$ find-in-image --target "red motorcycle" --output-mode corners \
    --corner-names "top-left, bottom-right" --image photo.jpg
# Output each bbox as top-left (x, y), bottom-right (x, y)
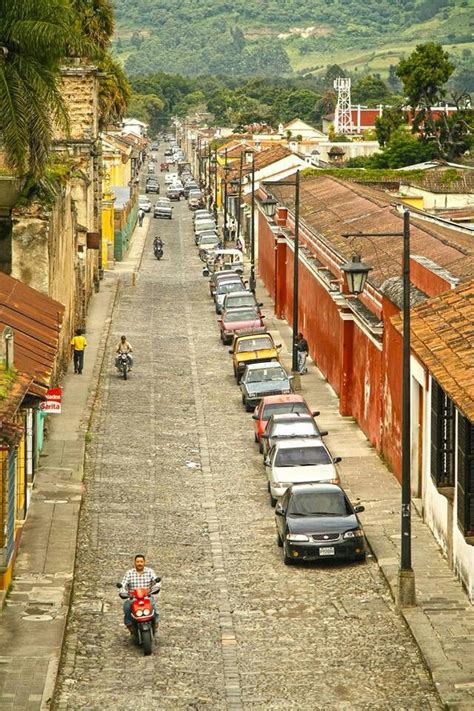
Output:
top-left (117, 577), bottom-right (161, 655)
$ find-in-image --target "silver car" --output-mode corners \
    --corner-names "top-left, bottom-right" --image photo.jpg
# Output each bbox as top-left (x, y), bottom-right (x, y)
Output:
top-left (261, 413), bottom-right (327, 458)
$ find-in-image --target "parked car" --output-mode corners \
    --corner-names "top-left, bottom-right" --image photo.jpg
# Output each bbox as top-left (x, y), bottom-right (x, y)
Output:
top-left (275, 483), bottom-right (366, 565)
top-left (139, 195), bottom-right (152, 212)
top-left (252, 394), bottom-right (317, 445)
top-left (214, 279), bottom-right (246, 314)
top-left (150, 142), bottom-right (159, 150)
top-left (198, 235), bottom-right (221, 259)
top-left (154, 198), bottom-right (173, 219)
top-left (265, 438), bottom-right (341, 506)
top-left (184, 182), bottom-right (199, 198)
top-left (194, 209), bottom-right (213, 223)
top-left (164, 172), bottom-right (178, 185)
top-left (219, 306), bottom-right (264, 345)
top-left (145, 178), bottom-right (159, 194)
top-left (147, 164), bottom-right (156, 174)
top-left (261, 413), bottom-right (327, 458)
top-left (229, 331), bottom-right (281, 382)
top-left (166, 186), bottom-right (181, 201)
top-left (240, 362), bottom-right (292, 412)
top-left (223, 292), bottom-right (262, 312)
top-left (209, 270), bottom-right (242, 296)
top-left (195, 224), bottom-right (218, 245)
top-left (164, 148), bottom-right (173, 156)
top-left (189, 192), bottom-right (205, 210)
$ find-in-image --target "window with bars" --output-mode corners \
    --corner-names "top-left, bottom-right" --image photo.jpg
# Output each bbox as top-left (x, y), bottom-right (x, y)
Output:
top-left (430, 379), bottom-right (455, 488)
top-left (457, 413), bottom-right (474, 539)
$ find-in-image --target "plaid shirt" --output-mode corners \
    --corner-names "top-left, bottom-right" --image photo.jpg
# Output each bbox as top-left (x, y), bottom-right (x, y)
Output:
top-left (121, 566), bottom-right (157, 593)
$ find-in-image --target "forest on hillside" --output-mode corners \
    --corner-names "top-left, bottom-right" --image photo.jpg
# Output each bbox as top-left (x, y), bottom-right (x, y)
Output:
top-left (111, 0), bottom-right (474, 78)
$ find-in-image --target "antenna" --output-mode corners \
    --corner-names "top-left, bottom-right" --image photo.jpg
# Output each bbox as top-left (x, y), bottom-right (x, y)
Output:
top-left (334, 78), bottom-right (353, 134)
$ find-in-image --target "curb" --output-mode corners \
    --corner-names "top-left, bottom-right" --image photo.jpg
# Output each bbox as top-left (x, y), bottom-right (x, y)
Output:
top-left (43, 277), bottom-right (121, 711)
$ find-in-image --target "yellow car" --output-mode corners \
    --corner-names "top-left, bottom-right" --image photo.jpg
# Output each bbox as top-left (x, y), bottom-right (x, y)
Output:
top-left (229, 329), bottom-right (281, 383)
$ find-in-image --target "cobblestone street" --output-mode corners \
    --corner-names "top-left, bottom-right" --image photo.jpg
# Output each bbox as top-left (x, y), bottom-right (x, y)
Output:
top-left (54, 169), bottom-right (441, 710)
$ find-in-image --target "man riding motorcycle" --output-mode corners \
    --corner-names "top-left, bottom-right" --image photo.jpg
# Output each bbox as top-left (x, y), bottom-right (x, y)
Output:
top-left (119, 554), bottom-right (160, 633)
top-left (115, 335), bottom-right (133, 370)
top-left (153, 235), bottom-right (164, 259)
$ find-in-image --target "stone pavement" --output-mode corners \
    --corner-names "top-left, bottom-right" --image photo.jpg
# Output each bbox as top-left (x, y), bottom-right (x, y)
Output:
top-left (259, 280), bottom-right (474, 711)
top-left (0, 216), bottom-right (149, 711)
top-left (53, 171), bottom-right (440, 710)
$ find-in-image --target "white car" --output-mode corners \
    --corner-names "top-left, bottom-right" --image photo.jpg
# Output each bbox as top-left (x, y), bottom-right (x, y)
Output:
top-left (164, 172), bottom-right (178, 185)
top-left (265, 438), bottom-right (341, 506)
top-left (139, 195), bottom-right (152, 212)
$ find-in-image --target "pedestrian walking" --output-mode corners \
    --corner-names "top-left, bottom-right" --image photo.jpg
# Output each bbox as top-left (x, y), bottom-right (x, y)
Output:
top-left (296, 332), bottom-right (309, 374)
top-left (229, 218), bottom-right (237, 241)
top-left (71, 328), bottom-right (87, 374)
top-left (138, 208), bottom-right (145, 227)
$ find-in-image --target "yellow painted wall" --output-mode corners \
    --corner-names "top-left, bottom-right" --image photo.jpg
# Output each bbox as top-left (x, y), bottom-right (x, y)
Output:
top-left (400, 196), bottom-right (424, 210)
top-left (101, 191), bottom-right (115, 269)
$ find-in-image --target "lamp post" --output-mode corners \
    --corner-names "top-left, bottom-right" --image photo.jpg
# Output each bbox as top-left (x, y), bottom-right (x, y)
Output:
top-left (262, 172), bottom-right (301, 374)
top-left (223, 162), bottom-right (231, 247)
top-left (341, 209), bottom-right (415, 607)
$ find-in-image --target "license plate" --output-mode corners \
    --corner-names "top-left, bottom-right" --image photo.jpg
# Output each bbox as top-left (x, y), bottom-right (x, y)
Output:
top-left (319, 547), bottom-right (335, 556)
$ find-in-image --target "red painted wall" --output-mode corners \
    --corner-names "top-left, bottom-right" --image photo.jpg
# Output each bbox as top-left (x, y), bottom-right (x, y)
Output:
top-left (349, 325), bottom-right (383, 450)
top-left (381, 297), bottom-right (403, 481)
top-left (258, 213), bottom-right (276, 301)
top-left (410, 258), bottom-right (452, 298)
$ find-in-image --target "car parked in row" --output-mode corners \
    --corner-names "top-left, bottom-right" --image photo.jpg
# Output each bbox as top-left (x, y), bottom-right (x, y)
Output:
top-left (145, 178), bottom-right (159, 194)
top-left (229, 331), bottom-right (281, 382)
top-left (260, 412), bottom-right (327, 458)
top-left (265, 438), bottom-right (341, 506)
top-left (252, 395), bottom-right (317, 446)
top-left (154, 198), bottom-right (173, 219)
top-left (240, 362), bottom-right (292, 412)
top-left (218, 306), bottom-right (264, 345)
top-left (275, 483), bottom-right (366, 565)
top-left (139, 195), bottom-right (152, 212)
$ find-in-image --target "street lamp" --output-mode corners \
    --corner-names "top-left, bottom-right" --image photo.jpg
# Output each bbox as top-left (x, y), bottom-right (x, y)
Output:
top-left (210, 150), bottom-right (218, 221)
top-left (223, 162), bottom-right (232, 247)
top-left (340, 255), bottom-right (372, 295)
top-left (262, 171), bottom-right (301, 374)
top-left (342, 209), bottom-right (415, 607)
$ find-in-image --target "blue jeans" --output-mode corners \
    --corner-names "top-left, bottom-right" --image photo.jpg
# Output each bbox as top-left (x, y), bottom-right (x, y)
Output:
top-left (123, 596), bottom-right (159, 625)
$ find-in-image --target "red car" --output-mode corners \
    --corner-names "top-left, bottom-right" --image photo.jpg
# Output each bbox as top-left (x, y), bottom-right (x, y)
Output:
top-left (218, 306), bottom-right (264, 345)
top-left (252, 394), bottom-right (319, 446)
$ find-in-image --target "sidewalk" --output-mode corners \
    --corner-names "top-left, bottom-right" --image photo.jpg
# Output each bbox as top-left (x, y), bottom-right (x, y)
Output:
top-left (259, 277), bottom-right (474, 710)
top-left (0, 218), bottom-right (149, 711)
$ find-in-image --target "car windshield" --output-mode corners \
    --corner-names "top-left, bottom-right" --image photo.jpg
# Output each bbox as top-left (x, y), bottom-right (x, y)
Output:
top-left (224, 309), bottom-right (258, 322)
top-left (275, 447), bottom-right (331, 467)
top-left (218, 282), bottom-right (244, 294)
top-left (262, 403), bottom-right (308, 419)
top-left (288, 491), bottom-right (350, 516)
top-left (226, 295), bottom-right (255, 308)
top-left (237, 337), bottom-right (272, 352)
top-left (271, 421), bottom-right (317, 437)
top-left (246, 368), bottom-right (286, 384)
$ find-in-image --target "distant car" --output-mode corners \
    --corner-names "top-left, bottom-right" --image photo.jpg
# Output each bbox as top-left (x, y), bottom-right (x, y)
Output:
top-left (139, 195), bottom-right (152, 212)
top-left (261, 412), bottom-right (327, 458)
top-left (252, 395), bottom-right (316, 446)
top-left (194, 209), bottom-right (213, 223)
top-left (166, 186), bottom-right (181, 201)
top-left (147, 165), bottom-right (155, 174)
top-left (219, 306), bottom-right (264, 345)
top-left (150, 142), bottom-right (159, 150)
top-left (198, 234), bottom-right (221, 259)
top-left (164, 148), bottom-right (173, 156)
top-left (164, 173), bottom-right (178, 185)
top-left (195, 225), bottom-right (218, 245)
top-left (154, 198), bottom-right (172, 219)
top-left (189, 192), bottom-right (205, 210)
top-left (209, 270), bottom-right (242, 295)
top-left (265, 439), bottom-right (341, 506)
top-left (240, 362), bottom-right (292, 412)
top-left (275, 483), bottom-right (366, 565)
top-left (184, 182), bottom-right (199, 198)
top-left (145, 179), bottom-right (159, 194)
top-left (214, 279), bottom-right (246, 314)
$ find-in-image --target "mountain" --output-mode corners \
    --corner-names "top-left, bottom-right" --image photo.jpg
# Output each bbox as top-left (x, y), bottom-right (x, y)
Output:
top-left (111, 0), bottom-right (474, 79)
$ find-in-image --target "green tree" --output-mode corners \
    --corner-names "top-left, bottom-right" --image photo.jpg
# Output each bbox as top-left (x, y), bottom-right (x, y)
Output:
top-left (127, 93), bottom-right (164, 133)
top-left (71, 0), bottom-right (114, 50)
top-left (371, 128), bottom-right (437, 168)
top-left (396, 43), bottom-right (454, 117)
top-left (375, 105), bottom-right (407, 147)
top-left (324, 64), bottom-right (346, 89)
top-left (352, 74), bottom-right (391, 105)
top-left (98, 54), bottom-right (130, 128)
top-left (0, 0), bottom-right (73, 175)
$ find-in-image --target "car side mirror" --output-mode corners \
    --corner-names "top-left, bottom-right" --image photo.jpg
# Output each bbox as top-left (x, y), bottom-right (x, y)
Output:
top-left (354, 505), bottom-right (365, 514)
top-left (275, 503), bottom-right (285, 516)
top-left (319, 430), bottom-right (328, 437)
top-left (228, 349), bottom-right (233, 354)
top-left (217, 318), bottom-right (222, 323)
top-left (288, 375), bottom-right (294, 380)
top-left (258, 302), bottom-right (263, 307)
top-left (202, 268), bottom-right (210, 277)
top-left (312, 410), bottom-right (320, 417)
top-left (251, 414), bottom-right (258, 420)
top-left (155, 576), bottom-right (162, 583)
top-left (261, 315), bottom-right (265, 319)
top-left (276, 344), bottom-right (282, 349)
top-left (333, 457), bottom-right (342, 464)
top-left (116, 582), bottom-right (122, 588)
top-left (261, 433), bottom-right (269, 439)
top-left (264, 458), bottom-right (270, 466)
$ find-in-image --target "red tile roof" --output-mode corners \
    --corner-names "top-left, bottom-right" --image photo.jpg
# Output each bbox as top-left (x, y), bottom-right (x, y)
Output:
top-left (228, 145), bottom-right (293, 182)
top-left (392, 280), bottom-right (474, 421)
top-left (269, 175), bottom-right (474, 287)
top-left (0, 274), bottom-right (64, 397)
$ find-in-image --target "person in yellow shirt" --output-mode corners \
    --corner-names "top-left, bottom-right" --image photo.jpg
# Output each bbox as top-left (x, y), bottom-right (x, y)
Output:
top-left (70, 329), bottom-right (87, 374)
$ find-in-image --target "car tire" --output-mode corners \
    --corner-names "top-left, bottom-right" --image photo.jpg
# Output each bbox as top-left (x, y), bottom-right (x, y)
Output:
top-left (277, 532), bottom-right (283, 548)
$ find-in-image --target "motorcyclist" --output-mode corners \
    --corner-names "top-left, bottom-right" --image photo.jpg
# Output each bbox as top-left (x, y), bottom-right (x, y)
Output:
top-left (120, 554), bottom-right (160, 633)
top-left (116, 335), bottom-right (133, 370)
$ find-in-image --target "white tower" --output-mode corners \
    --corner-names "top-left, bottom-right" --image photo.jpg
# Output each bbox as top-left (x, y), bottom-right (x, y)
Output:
top-left (333, 78), bottom-right (353, 134)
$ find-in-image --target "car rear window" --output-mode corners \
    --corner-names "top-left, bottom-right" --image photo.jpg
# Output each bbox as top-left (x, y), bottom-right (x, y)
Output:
top-left (275, 446), bottom-right (331, 467)
top-left (272, 421), bottom-right (316, 437)
top-left (218, 282), bottom-right (245, 294)
top-left (224, 309), bottom-right (258, 322)
top-left (262, 402), bottom-right (309, 419)
top-left (237, 337), bottom-right (273, 352)
top-left (246, 368), bottom-right (286, 383)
